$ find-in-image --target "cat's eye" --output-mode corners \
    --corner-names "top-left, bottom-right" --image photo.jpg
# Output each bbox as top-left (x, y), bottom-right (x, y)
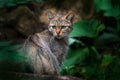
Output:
top-left (51, 26), bottom-right (56, 29)
top-left (61, 26), bottom-right (66, 29)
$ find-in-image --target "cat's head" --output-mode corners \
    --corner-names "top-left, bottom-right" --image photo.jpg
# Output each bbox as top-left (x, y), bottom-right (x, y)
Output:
top-left (48, 12), bottom-right (74, 39)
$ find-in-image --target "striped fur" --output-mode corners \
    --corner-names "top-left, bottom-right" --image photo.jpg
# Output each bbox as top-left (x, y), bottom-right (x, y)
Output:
top-left (23, 12), bottom-right (74, 75)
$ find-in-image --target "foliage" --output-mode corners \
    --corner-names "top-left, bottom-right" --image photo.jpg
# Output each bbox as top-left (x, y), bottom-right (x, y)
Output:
top-left (0, 41), bottom-right (26, 72)
top-left (70, 19), bottom-right (105, 38)
top-left (94, 0), bottom-right (120, 17)
top-left (0, 0), bottom-right (43, 8)
top-left (61, 0), bottom-right (120, 80)
top-left (94, 0), bottom-right (120, 31)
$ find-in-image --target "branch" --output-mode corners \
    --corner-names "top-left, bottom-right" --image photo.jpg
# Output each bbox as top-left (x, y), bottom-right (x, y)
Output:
top-left (0, 71), bottom-right (83, 80)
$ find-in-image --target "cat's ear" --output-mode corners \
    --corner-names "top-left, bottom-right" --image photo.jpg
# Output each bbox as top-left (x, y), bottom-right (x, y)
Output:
top-left (66, 13), bottom-right (74, 22)
top-left (48, 11), bottom-right (54, 20)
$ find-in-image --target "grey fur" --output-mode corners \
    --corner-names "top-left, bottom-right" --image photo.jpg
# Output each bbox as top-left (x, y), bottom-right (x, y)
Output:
top-left (23, 30), bottom-right (68, 75)
top-left (23, 12), bottom-right (74, 75)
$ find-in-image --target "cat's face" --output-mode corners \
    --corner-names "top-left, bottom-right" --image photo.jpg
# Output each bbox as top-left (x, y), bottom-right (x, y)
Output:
top-left (48, 12), bottom-right (74, 39)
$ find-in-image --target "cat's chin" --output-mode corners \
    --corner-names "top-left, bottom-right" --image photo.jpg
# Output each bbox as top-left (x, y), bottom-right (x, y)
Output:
top-left (55, 36), bottom-right (63, 39)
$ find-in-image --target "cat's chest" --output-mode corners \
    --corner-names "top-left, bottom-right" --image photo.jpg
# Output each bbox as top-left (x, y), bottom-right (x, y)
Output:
top-left (36, 31), bottom-right (68, 57)
top-left (49, 38), bottom-right (68, 57)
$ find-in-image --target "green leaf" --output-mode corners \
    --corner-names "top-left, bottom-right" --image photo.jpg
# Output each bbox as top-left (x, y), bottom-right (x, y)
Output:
top-left (6, 0), bottom-right (16, 7)
top-left (117, 17), bottom-right (120, 31)
top-left (95, 32), bottom-right (120, 45)
top-left (104, 6), bottom-right (120, 17)
top-left (94, 0), bottom-right (112, 12)
top-left (69, 38), bottom-right (76, 45)
top-left (0, 41), bottom-right (26, 61)
top-left (16, 0), bottom-right (29, 4)
top-left (94, 0), bottom-right (120, 17)
top-left (81, 65), bottom-right (97, 77)
top-left (62, 48), bottom-right (89, 67)
top-left (68, 38), bottom-right (84, 45)
top-left (0, 41), bottom-right (11, 47)
top-left (101, 54), bottom-right (114, 67)
top-left (70, 19), bottom-right (99, 38)
top-left (35, 0), bottom-right (44, 2)
top-left (0, 0), bottom-right (4, 8)
top-left (0, 0), bottom-right (45, 8)
top-left (97, 24), bottom-right (106, 32)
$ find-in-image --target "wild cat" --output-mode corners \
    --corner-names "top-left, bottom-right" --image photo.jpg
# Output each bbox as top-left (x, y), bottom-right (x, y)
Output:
top-left (23, 11), bottom-right (74, 75)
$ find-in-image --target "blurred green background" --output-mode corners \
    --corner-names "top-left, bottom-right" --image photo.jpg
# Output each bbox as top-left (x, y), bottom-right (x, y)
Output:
top-left (0, 0), bottom-right (120, 80)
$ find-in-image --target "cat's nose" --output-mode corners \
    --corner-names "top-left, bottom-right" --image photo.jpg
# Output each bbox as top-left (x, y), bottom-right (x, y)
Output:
top-left (56, 29), bottom-right (61, 34)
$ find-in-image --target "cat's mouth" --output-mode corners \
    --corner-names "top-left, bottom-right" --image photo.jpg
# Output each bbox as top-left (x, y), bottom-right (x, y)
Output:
top-left (55, 35), bottom-right (62, 39)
